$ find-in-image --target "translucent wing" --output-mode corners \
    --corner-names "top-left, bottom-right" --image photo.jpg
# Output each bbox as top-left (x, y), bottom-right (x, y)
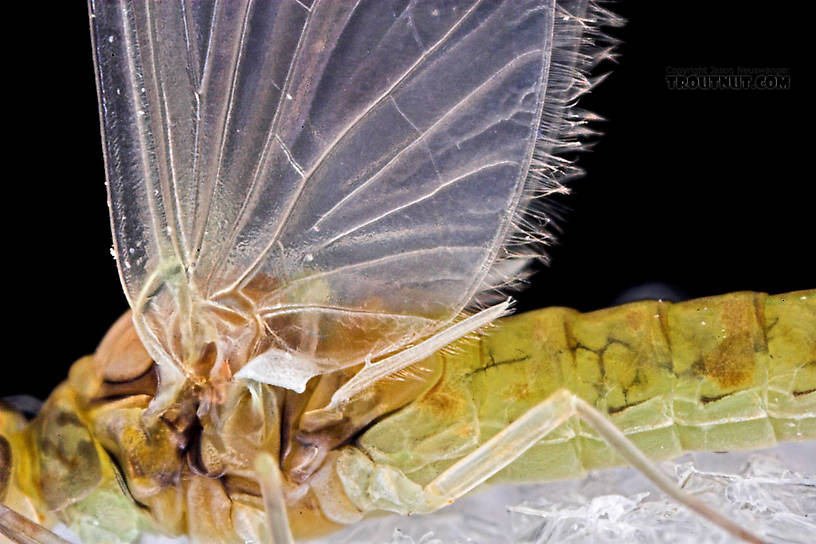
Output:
top-left (89, 0), bottom-right (580, 393)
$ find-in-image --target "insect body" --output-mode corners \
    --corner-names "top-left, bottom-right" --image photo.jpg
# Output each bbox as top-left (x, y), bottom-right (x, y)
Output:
top-left (0, 1), bottom-right (813, 544)
top-left (3, 289), bottom-right (813, 543)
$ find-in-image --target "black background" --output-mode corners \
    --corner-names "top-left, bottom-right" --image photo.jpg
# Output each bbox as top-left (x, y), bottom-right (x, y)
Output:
top-left (2, 2), bottom-right (809, 400)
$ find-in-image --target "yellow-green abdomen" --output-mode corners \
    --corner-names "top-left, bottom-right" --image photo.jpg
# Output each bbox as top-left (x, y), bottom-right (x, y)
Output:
top-left (358, 290), bottom-right (816, 485)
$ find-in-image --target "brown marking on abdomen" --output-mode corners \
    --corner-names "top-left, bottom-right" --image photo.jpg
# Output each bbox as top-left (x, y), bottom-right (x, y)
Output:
top-left (700, 333), bottom-right (755, 389)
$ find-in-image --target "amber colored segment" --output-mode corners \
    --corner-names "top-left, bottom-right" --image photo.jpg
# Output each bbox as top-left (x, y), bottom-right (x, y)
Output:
top-left (667, 292), bottom-right (765, 391)
top-left (764, 290), bottom-right (816, 441)
top-left (32, 392), bottom-right (103, 512)
top-left (666, 292), bottom-right (776, 451)
top-left (565, 300), bottom-right (673, 409)
top-left (472, 307), bottom-right (579, 425)
top-left (461, 308), bottom-right (579, 482)
top-left (561, 299), bottom-right (680, 471)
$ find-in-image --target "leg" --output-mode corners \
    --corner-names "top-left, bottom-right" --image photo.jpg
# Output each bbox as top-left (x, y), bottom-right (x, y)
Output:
top-left (0, 504), bottom-right (70, 544)
top-left (424, 388), bottom-right (767, 544)
top-left (255, 453), bottom-right (294, 544)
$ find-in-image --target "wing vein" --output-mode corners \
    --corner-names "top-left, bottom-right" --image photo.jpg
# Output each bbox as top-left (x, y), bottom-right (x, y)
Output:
top-left (316, 161), bottom-right (518, 251)
top-left (178, 0), bottom-right (204, 265)
top-left (258, 304), bottom-right (438, 323)
top-left (191, 0), bottom-right (255, 270)
top-left (456, 1), bottom-right (555, 312)
top-left (275, 134), bottom-right (306, 177)
top-left (313, 48), bottom-right (541, 231)
top-left (272, 245), bottom-right (484, 296)
top-left (144, 2), bottom-right (190, 269)
top-left (117, 1), bottom-right (168, 261)
top-left (189, 0), bottom-right (222, 265)
top-left (219, 0), bottom-right (487, 297)
top-left (203, 0), bottom-right (323, 290)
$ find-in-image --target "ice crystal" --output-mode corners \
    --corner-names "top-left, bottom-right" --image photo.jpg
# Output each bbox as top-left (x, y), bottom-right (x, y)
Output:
top-left (314, 443), bottom-right (815, 544)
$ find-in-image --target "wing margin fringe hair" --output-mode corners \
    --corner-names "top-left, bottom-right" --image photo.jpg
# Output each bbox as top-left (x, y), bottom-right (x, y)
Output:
top-left (473, 0), bottom-right (623, 308)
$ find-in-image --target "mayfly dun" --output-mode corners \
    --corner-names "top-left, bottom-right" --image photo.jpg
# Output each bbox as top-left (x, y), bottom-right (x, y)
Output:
top-left (1, 2), bottom-right (813, 544)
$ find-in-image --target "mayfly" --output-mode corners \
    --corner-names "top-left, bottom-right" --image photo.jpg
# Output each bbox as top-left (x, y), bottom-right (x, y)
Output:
top-left (1, 2), bottom-right (813, 544)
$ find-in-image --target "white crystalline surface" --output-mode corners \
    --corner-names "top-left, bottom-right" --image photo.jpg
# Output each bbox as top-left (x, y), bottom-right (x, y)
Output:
top-left (311, 443), bottom-right (815, 544)
top-left (51, 444), bottom-right (815, 543)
